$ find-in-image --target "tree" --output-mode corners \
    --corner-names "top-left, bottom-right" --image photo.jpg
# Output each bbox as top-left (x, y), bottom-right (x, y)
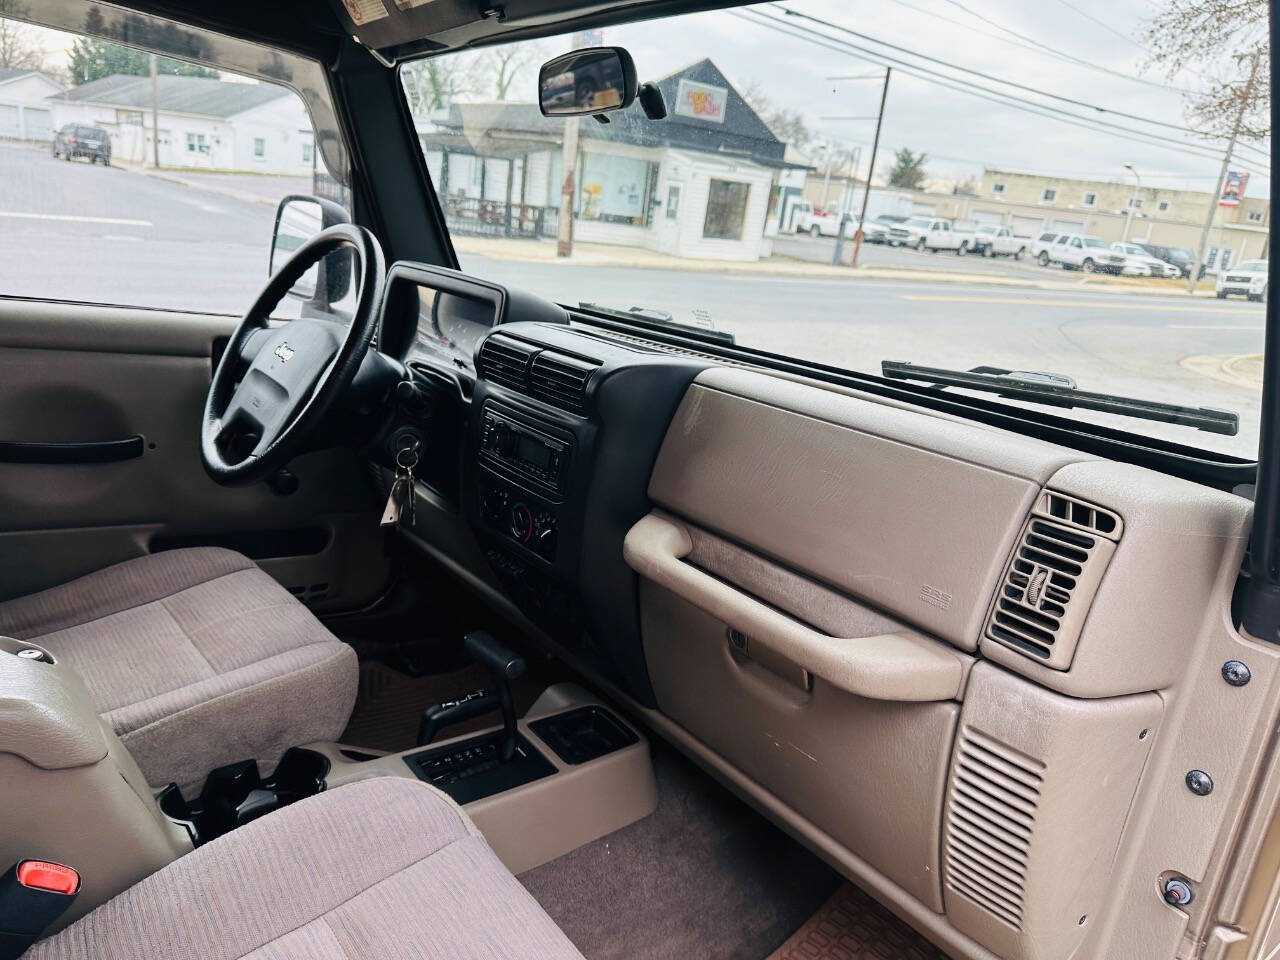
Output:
top-left (0, 0), bottom-right (45, 71)
top-left (1144, 0), bottom-right (1269, 139)
top-left (66, 37), bottom-right (216, 85)
top-left (742, 81), bottom-right (813, 150)
top-left (488, 45), bottom-right (538, 100)
top-left (401, 56), bottom-right (481, 116)
top-left (953, 176), bottom-right (980, 196)
top-left (887, 148), bottom-right (928, 189)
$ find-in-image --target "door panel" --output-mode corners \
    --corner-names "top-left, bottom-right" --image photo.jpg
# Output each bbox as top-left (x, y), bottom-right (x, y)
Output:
top-left (0, 299), bottom-right (389, 610)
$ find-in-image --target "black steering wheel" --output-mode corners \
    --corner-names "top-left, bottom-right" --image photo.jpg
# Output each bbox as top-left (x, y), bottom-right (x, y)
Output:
top-left (201, 223), bottom-right (385, 486)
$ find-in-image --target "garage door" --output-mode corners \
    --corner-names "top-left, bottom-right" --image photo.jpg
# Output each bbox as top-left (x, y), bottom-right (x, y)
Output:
top-left (1011, 215), bottom-right (1042, 236)
top-left (972, 210), bottom-right (1003, 226)
top-left (0, 104), bottom-right (18, 139)
top-left (22, 108), bottom-right (51, 141)
top-left (1049, 218), bottom-right (1085, 232)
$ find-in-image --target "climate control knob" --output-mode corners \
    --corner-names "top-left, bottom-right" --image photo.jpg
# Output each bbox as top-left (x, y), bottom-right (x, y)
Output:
top-left (507, 502), bottom-right (534, 543)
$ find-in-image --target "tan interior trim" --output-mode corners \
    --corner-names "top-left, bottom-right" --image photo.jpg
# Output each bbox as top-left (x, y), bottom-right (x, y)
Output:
top-left (623, 512), bottom-right (966, 702)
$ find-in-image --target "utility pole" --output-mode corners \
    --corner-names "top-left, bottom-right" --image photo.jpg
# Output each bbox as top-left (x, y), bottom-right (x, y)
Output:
top-left (819, 143), bottom-right (833, 208)
top-left (851, 67), bottom-right (890, 269)
top-left (1122, 163), bottom-right (1140, 241)
top-left (1188, 50), bottom-right (1259, 293)
top-left (556, 31), bottom-right (593, 258)
top-left (149, 53), bottom-right (160, 169)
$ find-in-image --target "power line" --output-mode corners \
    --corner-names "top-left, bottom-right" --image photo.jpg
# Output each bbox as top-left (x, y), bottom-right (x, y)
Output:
top-left (771, 3), bottom-right (1266, 157)
top-left (737, 9), bottom-right (1251, 168)
top-left (1046, 0), bottom-right (1150, 53)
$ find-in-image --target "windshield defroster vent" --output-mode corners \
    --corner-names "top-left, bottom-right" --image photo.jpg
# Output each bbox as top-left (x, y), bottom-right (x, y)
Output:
top-left (477, 334), bottom-right (538, 392)
top-left (985, 491), bottom-right (1119, 670)
top-left (530, 351), bottom-right (600, 415)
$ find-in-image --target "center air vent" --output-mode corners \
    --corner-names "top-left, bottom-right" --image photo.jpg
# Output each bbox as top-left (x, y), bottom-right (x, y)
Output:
top-left (477, 334), bottom-right (538, 392)
top-left (985, 491), bottom-right (1119, 670)
top-left (943, 727), bottom-right (1044, 931)
top-left (529, 351), bottom-right (600, 415)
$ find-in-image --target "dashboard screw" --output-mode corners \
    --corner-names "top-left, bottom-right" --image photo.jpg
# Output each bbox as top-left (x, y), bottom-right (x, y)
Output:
top-left (1186, 770), bottom-right (1214, 796)
top-left (1163, 876), bottom-right (1194, 907)
top-left (1222, 660), bottom-right (1252, 687)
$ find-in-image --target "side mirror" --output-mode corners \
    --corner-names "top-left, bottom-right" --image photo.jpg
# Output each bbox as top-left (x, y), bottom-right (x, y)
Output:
top-left (539, 47), bottom-right (637, 118)
top-left (270, 195), bottom-right (351, 303)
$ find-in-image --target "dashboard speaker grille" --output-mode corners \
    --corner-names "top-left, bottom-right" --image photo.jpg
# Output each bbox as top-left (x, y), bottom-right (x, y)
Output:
top-left (530, 351), bottom-right (600, 415)
top-left (477, 334), bottom-right (538, 391)
top-left (944, 727), bottom-right (1044, 931)
top-left (984, 490), bottom-right (1118, 670)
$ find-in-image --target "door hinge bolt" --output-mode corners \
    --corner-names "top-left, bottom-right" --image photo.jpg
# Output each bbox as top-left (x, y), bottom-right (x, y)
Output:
top-left (1186, 770), bottom-right (1214, 796)
top-left (1222, 660), bottom-right (1252, 686)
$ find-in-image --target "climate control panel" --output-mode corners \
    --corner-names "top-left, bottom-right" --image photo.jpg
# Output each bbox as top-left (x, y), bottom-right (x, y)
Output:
top-left (481, 480), bottom-right (558, 561)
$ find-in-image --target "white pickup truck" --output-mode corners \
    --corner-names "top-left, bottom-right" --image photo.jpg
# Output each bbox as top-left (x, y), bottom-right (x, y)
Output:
top-left (971, 225), bottom-right (1029, 259)
top-left (790, 202), bottom-right (853, 238)
top-left (1046, 233), bottom-right (1127, 274)
top-left (890, 216), bottom-right (972, 253)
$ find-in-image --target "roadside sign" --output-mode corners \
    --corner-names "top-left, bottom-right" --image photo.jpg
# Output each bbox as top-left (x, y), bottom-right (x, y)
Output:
top-left (1219, 170), bottom-right (1249, 208)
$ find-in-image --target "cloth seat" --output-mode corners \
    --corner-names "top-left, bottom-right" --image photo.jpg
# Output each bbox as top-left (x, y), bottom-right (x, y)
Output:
top-left (0, 547), bottom-right (357, 793)
top-left (28, 776), bottom-right (584, 960)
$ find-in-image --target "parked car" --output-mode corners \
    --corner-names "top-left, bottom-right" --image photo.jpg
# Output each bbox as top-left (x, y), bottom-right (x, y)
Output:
top-left (864, 214), bottom-right (907, 244)
top-left (1032, 231), bottom-right (1065, 264)
top-left (790, 202), bottom-right (853, 238)
top-left (1216, 258), bottom-right (1269, 302)
top-left (52, 124), bottom-right (111, 165)
top-left (1045, 233), bottom-right (1126, 274)
top-left (891, 216), bottom-right (971, 253)
top-left (1111, 242), bottom-right (1180, 278)
top-left (972, 225), bottom-right (1029, 259)
top-left (1137, 242), bottom-right (1206, 280)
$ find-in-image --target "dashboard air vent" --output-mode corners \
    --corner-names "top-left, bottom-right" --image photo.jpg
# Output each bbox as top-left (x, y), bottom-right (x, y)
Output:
top-left (985, 493), bottom-right (1118, 670)
top-left (477, 334), bottom-right (538, 392)
top-left (944, 727), bottom-right (1044, 931)
top-left (529, 351), bottom-right (600, 415)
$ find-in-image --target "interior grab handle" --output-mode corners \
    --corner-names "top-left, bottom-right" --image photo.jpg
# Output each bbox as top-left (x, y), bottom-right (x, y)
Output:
top-left (0, 436), bottom-right (145, 465)
top-left (623, 513), bottom-right (965, 702)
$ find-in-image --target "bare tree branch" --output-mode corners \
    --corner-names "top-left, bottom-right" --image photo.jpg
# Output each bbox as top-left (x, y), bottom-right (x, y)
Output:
top-left (0, 0), bottom-right (47, 72)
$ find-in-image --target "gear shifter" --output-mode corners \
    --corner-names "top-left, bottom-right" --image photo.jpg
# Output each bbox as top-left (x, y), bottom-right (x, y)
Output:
top-left (463, 631), bottom-right (525, 761)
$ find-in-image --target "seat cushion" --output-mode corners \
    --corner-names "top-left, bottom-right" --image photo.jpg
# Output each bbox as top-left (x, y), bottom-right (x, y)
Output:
top-left (0, 547), bottom-right (357, 792)
top-left (28, 776), bottom-right (584, 960)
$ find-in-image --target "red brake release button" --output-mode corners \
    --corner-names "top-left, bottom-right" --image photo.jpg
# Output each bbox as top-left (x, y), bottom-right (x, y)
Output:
top-left (17, 861), bottom-right (79, 896)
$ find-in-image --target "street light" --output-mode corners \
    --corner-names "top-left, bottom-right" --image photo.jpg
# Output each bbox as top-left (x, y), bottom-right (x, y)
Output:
top-left (1122, 163), bottom-right (1141, 242)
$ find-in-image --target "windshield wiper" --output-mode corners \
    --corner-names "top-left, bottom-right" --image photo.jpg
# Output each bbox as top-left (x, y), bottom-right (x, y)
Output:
top-left (882, 361), bottom-right (1239, 436)
top-left (579, 303), bottom-right (736, 346)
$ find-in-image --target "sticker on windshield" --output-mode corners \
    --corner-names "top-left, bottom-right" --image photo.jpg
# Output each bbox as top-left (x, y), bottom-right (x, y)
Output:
top-left (391, 0), bottom-right (432, 8)
top-left (340, 0), bottom-right (389, 25)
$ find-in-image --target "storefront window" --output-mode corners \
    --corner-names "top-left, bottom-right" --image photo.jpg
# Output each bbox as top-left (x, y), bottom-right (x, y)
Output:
top-left (703, 179), bottom-right (750, 240)
top-left (578, 152), bottom-right (654, 225)
top-left (666, 185), bottom-right (681, 220)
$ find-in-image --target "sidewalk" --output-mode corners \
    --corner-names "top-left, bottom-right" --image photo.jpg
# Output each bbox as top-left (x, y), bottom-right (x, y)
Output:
top-left (1181, 353), bottom-right (1264, 391)
top-left (454, 234), bottom-right (1220, 297)
top-left (121, 161), bottom-right (309, 207)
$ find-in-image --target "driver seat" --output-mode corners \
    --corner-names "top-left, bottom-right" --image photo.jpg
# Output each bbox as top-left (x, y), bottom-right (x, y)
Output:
top-left (0, 547), bottom-right (357, 793)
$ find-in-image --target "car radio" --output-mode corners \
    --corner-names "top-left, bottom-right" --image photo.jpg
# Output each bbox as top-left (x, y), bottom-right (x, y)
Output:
top-left (480, 409), bottom-right (568, 491)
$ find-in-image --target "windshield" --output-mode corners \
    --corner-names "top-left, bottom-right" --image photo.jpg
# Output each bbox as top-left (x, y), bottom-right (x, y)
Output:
top-left (1238, 260), bottom-right (1269, 272)
top-left (402, 0), bottom-right (1271, 459)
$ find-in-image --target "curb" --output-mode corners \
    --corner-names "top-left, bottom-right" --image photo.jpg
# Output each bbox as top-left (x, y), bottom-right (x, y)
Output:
top-left (1180, 354), bottom-right (1264, 391)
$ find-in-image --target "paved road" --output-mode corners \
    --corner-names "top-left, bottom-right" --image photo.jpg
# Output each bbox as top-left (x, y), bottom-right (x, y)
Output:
top-left (773, 232), bottom-right (1052, 280)
top-left (0, 142), bottom-right (1261, 460)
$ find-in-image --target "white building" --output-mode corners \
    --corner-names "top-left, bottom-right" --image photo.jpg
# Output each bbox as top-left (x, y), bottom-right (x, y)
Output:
top-left (48, 74), bottom-right (314, 174)
top-left (0, 68), bottom-right (64, 142)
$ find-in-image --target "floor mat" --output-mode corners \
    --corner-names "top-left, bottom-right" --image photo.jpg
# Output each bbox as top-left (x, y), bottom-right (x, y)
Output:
top-left (519, 744), bottom-right (841, 960)
top-left (766, 884), bottom-right (949, 960)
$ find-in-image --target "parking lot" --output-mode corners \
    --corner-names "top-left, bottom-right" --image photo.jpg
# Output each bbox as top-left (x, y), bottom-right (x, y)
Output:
top-left (0, 141), bottom-right (1263, 461)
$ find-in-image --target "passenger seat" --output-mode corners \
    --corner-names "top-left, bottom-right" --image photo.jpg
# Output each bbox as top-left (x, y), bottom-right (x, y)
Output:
top-left (27, 777), bottom-right (583, 959)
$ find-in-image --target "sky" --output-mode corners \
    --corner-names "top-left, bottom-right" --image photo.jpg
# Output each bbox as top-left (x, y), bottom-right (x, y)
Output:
top-left (593, 0), bottom-right (1272, 196)
top-left (13, 0), bottom-right (1271, 196)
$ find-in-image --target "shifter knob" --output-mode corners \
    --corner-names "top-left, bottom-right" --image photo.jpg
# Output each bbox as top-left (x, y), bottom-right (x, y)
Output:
top-left (464, 631), bottom-right (525, 681)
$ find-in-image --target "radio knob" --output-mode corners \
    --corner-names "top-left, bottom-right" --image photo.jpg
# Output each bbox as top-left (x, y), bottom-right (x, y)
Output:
top-left (507, 502), bottom-right (534, 543)
top-left (492, 421), bottom-right (515, 456)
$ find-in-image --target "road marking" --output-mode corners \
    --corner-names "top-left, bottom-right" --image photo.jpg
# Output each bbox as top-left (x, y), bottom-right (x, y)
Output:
top-left (900, 293), bottom-right (1255, 314)
top-left (1167, 324), bottom-right (1262, 330)
top-left (102, 234), bottom-right (145, 243)
top-left (0, 211), bottom-right (152, 227)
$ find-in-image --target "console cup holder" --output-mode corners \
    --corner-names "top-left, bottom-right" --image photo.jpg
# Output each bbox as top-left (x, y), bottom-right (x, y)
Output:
top-left (158, 747), bottom-right (329, 846)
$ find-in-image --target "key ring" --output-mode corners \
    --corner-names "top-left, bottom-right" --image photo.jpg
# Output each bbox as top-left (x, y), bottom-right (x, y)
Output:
top-left (395, 445), bottom-right (419, 470)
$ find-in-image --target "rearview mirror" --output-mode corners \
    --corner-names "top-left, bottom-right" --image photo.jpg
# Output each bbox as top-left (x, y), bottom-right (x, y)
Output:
top-left (539, 47), bottom-right (637, 118)
top-left (270, 195), bottom-right (351, 302)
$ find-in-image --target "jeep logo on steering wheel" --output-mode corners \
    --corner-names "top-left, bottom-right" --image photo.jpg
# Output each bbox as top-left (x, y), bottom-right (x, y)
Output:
top-left (273, 342), bottom-right (296, 364)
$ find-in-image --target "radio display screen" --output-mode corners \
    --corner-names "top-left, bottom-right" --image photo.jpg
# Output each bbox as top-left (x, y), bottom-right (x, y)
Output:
top-left (515, 433), bottom-right (555, 470)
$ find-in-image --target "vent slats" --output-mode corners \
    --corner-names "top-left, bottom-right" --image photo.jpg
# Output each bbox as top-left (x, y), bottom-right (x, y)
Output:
top-left (477, 334), bottom-right (538, 392)
top-left (529, 351), bottom-right (599, 415)
top-left (945, 728), bottom-right (1044, 931)
top-left (987, 492), bottom-right (1118, 667)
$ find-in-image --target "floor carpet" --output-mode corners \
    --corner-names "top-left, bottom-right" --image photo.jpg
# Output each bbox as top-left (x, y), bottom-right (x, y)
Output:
top-left (519, 744), bottom-right (842, 959)
top-left (766, 883), bottom-right (950, 960)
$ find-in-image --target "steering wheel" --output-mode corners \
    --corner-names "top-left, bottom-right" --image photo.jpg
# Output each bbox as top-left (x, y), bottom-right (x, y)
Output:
top-left (201, 223), bottom-right (385, 486)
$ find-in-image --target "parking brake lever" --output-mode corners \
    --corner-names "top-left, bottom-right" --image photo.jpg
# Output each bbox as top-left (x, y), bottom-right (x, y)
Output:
top-left (463, 631), bottom-right (525, 761)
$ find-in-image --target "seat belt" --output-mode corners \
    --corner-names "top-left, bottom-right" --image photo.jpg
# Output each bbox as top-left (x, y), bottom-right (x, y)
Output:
top-left (0, 860), bottom-right (80, 959)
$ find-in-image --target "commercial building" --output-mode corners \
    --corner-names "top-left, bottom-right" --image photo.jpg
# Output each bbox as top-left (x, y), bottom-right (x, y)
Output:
top-left (0, 68), bottom-right (64, 142)
top-left (416, 59), bottom-right (806, 262)
top-left (47, 74), bottom-right (314, 174)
